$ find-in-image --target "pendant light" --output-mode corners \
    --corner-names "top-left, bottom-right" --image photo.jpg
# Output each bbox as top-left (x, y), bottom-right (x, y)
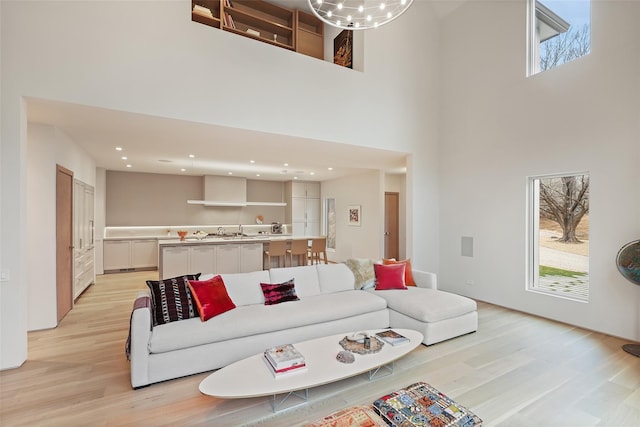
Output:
top-left (308, 0), bottom-right (414, 30)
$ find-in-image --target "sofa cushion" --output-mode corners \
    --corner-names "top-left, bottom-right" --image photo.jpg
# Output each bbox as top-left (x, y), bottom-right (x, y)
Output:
top-left (374, 263), bottom-right (407, 290)
top-left (269, 265), bottom-right (321, 298)
top-left (188, 275), bottom-right (236, 321)
top-left (220, 270), bottom-right (270, 306)
top-left (261, 278), bottom-right (300, 305)
top-left (368, 287), bottom-right (477, 323)
top-left (146, 273), bottom-right (201, 326)
top-left (344, 258), bottom-right (375, 290)
top-left (148, 290), bottom-right (387, 354)
top-left (317, 263), bottom-right (356, 294)
top-left (383, 258), bottom-right (416, 286)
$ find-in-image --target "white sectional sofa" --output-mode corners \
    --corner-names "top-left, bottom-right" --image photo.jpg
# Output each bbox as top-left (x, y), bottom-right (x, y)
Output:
top-left (128, 263), bottom-right (477, 388)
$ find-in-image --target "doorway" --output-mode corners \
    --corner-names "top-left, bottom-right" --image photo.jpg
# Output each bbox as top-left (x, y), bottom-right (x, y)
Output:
top-left (56, 165), bottom-right (73, 323)
top-left (384, 192), bottom-right (399, 260)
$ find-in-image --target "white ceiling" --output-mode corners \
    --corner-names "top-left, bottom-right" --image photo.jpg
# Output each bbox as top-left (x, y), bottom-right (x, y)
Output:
top-left (27, 98), bottom-right (408, 182)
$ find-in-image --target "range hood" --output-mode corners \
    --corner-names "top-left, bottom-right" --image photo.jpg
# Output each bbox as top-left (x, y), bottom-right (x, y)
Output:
top-left (187, 175), bottom-right (286, 207)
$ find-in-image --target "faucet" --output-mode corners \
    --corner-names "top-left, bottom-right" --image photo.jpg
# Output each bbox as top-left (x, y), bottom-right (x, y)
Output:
top-left (217, 227), bottom-right (224, 236)
top-left (238, 224), bottom-right (243, 236)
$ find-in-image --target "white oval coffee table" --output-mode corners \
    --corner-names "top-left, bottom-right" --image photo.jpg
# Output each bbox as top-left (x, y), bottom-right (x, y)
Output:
top-left (199, 329), bottom-right (423, 412)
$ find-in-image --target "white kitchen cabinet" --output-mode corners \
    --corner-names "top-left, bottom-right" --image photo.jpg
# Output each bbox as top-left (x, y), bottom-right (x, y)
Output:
top-left (286, 181), bottom-right (321, 237)
top-left (189, 245), bottom-right (216, 276)
top-left (292, 220), bottom-right (321, 237)
top-left (73, 179), bottom-right (95, 298)
top-left (161, 246), bottom-right (190, 279)
top-left (240, 243), bottom-right (263, 272)
top-left (159, 241), bottom-right (268, 279)
top-left (216, 244), bottom-right (241, 274)
top-left (74, 248), bottom-right (94, 299)
top-left (131, 240), bottom-right (159, 269)
top-left (104, 239), bottom-right (158, 272)
top-left (291, 182), bottom-right (320, 198)
top-left (291, 198), bottom-right (307, 221)
top-left (103, 241), bottom-right (131, 270)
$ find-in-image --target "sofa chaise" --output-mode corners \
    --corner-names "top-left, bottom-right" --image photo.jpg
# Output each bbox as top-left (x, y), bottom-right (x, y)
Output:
top-left (128, 263), bottom-right (477, 388)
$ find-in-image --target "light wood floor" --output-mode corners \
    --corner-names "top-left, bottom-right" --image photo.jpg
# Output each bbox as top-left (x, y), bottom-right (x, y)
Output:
top-left (1, 271), bottom-right (639, 426)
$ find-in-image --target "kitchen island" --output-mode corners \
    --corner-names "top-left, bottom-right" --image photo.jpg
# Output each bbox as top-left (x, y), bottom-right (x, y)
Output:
top-left (158, 235), bottom-right (314, 279)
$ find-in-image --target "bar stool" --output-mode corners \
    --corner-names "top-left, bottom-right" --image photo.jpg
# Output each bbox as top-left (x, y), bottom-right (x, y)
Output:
top-left (286, 239), bottom-right (309, 267)
top-left (307, 237), bottom-right (328, 265)
top-left (264, 240), bottom-right (287, 270)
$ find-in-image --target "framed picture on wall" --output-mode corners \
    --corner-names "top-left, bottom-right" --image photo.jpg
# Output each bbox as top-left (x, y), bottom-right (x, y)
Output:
top-left (348, 205), bottom-right (361, 226)
top-left (333, 29), bottom-right (353, 69)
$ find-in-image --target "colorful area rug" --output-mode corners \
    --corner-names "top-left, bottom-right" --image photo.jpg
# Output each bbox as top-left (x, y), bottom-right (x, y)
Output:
top-left (306, 405), bottom-right (388, 427)
top-left (306, 382), bottom-right (482, 427)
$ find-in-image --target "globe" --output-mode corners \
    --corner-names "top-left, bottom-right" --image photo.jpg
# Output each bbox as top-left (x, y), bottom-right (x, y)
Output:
top-left (617, 240), bottom-right (640, 285)
top-left (616, 239), bottom-right (640, 357)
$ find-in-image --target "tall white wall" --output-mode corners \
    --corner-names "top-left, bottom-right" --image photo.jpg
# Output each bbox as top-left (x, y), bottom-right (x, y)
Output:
top-left (438, 1), bottom-right (640, 340)
top-left (26, 124), bottom-right (96, 331)
top-left (1, 0), bottom-right (440, 368)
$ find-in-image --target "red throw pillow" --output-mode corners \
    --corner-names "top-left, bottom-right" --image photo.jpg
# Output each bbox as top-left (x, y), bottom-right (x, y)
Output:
top-left (374, 263), bottom-right (407, 290)
top-left (383, 258), bottom-right (416, 286)
top-left (188, 275), bottom-right (236, 321)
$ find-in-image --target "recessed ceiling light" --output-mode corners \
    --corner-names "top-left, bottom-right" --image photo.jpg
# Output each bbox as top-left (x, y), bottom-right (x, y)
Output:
top-left (250, 160), bottom-right (255, 164)
top-left (228, 172), bottom-right (233, 175)
top-left (181, 168), bottom-right (186, 172)
top-left (188, 154), bottom-right (195, 158)
top-left (256, 174), bottom-right (261, 177)
top-left (328, 167), bottom-right (333, 171)
top-left (121, 156), bottom-right (127, 160)
top-left (310, 172), bottom-right (315, 176)
top-left (126, 164), bottom-right (132, 168)
top-left (283, 163), bottom-right (289, 167)
top-left (115, 147), bottom-right (123, 151)
top-left (293, 176), bottom-right (299, 180)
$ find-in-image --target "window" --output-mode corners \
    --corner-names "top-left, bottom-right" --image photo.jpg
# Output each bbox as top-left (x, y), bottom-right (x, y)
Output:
top-left (528, 173), bottom-right (589, 300)
top-left (527, 0), bottom-right (591, 75)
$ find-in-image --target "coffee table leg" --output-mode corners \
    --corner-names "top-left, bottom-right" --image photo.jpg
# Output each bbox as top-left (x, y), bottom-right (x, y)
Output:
top-left (270, 388), bottom-right (309, 413)
top-left (368, 361), bottom-right (395, 381)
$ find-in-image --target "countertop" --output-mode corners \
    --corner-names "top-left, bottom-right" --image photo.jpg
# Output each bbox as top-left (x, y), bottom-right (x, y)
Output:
top-left (103, 236), bottom-right (161, 241)
top-left (158, 234), bottom-right (306, 246)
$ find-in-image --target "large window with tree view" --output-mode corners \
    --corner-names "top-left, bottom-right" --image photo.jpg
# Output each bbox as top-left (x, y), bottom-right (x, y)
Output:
top-left (528, 0), bottom-right (591, 75)
top-left (529, 173), bottom-right (589, 300)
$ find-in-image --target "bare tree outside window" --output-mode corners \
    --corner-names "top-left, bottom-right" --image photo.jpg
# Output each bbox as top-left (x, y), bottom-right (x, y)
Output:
top-left (539, 175), bottom-right (589, 243)
top-left (529, 0), bottom-right (590, 75)
top-left (540, 23), bottom-right (591, 71)
top-left (529, 173), bottom-right (590, 300)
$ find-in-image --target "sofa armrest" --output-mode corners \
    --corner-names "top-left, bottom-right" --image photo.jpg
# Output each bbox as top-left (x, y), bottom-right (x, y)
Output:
top-left (129, 291), bottom-right (152, 388)
top-left (412, 270), bottom-right (437, 290)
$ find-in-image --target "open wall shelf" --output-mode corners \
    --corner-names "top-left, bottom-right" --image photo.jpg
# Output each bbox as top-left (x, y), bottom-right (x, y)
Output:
top-left (191, 0), bottom-right (323, 59)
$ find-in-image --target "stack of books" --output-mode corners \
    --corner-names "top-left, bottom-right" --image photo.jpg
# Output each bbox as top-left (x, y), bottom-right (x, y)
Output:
top-left (375, 329), bottom-right (410, 346)
top-left (264, 344), bottom-right (307, 377)
top-left (192, 4), bottom-right (213, 19)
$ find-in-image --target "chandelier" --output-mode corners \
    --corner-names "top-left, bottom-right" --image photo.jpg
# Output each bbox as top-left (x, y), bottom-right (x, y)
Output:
top-left (308, 0), bottom-right (414, 30)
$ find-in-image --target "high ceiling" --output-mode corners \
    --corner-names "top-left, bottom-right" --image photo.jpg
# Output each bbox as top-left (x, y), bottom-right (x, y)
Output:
top-left (27, 98), bottom-right (408, 182)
